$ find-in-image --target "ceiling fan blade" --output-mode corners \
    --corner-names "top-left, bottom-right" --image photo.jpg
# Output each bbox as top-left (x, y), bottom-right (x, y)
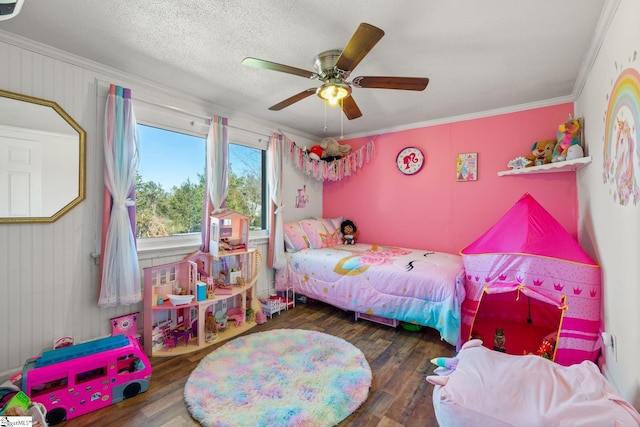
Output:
top-left (335, 23), bottom-right (385, 73)
top-left (242, 57), bottom-right (318, 79)
top-left (268, 88), bottom-right (317, 111)
top-left (341, 96), bottom-right (363, 120)
top-left (352, 76), bottom-right (429, 91)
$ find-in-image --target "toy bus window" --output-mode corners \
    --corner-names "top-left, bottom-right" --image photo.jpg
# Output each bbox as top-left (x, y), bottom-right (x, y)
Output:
top-left (76, 365), bottom-right (107, 384)
top-left (117, 354), bottom-right (145, 374)
top-left (30, 376), bottom-right (68, 397)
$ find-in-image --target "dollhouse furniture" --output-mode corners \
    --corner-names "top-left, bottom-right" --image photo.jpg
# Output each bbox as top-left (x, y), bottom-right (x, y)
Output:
top-left (161, 328), bottom-right (176, 350)
top-left (275, 217), bottom-right (466, 346)
top-left (226, 307), bottom-right (245, 327)
top-left (110, 312), bottom-right (141, 344)
top-left (209, 210), bottom-right (249, 257)
top-left (260, 297), bottom-right (284, 318)
top-left (172, 327), bottom-right (192, 346)
top-left (143, 244), bottom-right (261, 357)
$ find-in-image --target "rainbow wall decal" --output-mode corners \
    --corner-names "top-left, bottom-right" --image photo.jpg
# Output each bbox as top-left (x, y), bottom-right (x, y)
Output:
top-left (603, 66), bottom-right (640, 205)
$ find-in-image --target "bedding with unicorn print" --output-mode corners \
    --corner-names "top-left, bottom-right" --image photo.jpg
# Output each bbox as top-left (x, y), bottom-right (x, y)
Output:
top-left (275, 219), bottom-right (465, 346)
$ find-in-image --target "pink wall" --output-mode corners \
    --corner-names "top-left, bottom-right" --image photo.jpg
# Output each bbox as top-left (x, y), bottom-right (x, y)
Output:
top-left (323, 103), bottom-right (579, 254)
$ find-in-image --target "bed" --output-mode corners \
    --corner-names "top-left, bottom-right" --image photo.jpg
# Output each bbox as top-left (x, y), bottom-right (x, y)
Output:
top-left (274, 218), bottom-right (466, 346)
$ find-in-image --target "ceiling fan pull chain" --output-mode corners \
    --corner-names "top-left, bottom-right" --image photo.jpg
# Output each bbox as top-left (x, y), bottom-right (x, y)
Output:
top-left (324, 101), bottom-right (328, 133)
top-left (340, 98), bottom-right (344, 140)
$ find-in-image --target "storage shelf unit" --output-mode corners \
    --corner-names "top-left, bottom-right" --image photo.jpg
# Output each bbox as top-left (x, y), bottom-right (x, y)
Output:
top-left (143, 247), bottom-right (261, 357)
top-left (497, 156), bottom-right (591, 176)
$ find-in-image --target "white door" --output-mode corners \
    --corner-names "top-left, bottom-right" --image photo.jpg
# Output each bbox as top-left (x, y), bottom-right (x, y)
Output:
top-left (0, 136), bottom-right (43, 217)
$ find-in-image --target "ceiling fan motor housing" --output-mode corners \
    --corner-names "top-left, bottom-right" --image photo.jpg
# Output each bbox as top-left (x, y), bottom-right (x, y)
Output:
top-left (314, 49), bottom-right (348, 80)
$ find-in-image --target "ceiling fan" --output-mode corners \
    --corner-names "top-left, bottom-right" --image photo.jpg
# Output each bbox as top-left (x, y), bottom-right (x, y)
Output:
top-left (242, 23), bottom-right (429, 120)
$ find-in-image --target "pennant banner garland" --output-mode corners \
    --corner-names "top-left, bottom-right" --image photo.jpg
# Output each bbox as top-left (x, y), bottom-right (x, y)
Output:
top-left (288, 139), bottom-right (376, 181)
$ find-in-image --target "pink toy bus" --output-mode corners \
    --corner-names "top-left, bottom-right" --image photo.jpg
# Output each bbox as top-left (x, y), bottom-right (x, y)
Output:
top-left (20, 334), bottom-right (152, 425)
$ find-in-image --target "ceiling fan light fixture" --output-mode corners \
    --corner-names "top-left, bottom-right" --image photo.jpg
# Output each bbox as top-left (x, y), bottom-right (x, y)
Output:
top-left (317, 81), bottom-right (351, 106)
top-left (0, 0), bottom-right (24, 20)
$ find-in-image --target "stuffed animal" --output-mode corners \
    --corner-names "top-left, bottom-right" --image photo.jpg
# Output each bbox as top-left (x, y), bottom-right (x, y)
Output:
top-left (307, 145), bottom-right (324, 161)
top-left (340, 219), bottom-right (359, 245)
top-left (565, 144), bottom-right (584, 161)
top-left (320, 137), bottom-right (351, 161)
top-left (493, 327), bottom-right (506, 352)
top-left (552, 118), bottom-right (582, 162)
top-left (525, 139), bottom-right (555, 166)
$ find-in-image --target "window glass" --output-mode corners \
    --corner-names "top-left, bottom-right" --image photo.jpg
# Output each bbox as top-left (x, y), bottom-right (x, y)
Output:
top-left (227, 143), bottom-right (266, 230)
top-left (136, 124), bottom-right (266, 241)
top-left (136, 124), bottom-right (205, 238)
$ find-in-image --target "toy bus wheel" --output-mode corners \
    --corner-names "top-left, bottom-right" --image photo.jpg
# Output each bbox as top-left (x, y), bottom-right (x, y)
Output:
top-left (123, 382), bottom-right (141, 399)
top-left (46, 408), bottom-right (67, 426)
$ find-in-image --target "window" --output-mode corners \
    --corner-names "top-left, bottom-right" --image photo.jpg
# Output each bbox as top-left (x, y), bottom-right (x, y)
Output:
top-left (226, 143), bottom-right (266, 230)
top-left (135, 122), bottom-right (267, 245)
top-left (136, 125), bottom-right (205, 238)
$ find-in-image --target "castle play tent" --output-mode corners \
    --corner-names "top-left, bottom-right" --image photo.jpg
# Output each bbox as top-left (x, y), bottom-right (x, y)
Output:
top-left (459, 193), bottom-right (601, 366)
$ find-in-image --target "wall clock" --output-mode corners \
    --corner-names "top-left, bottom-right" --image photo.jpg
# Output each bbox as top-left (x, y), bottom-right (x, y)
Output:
top-left (396, 147), bottom-right (425, 175)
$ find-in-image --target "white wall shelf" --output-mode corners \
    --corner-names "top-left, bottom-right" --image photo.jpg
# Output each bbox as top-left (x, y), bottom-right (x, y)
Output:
top-left (497, 156), bottom-right (592, 176)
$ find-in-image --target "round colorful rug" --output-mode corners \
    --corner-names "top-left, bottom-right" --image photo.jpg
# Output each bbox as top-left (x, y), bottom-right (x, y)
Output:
top-left (184, 329), bottom-right (372, 427)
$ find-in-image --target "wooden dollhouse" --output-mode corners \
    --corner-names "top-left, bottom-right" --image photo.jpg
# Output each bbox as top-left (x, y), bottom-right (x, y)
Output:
top-left (143, 210), bottom-right (261, 357)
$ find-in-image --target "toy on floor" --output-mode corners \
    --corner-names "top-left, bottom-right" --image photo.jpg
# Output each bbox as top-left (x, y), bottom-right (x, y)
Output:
top-left (19, 335), bottom-right (151, 425)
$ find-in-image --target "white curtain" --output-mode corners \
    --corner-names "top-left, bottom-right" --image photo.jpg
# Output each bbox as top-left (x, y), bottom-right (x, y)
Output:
top-left (268, 132), bottom-right (285, 269)
top-left (98, 85), bottom-right (141, 307)
top-left (200, 116), bottom-right (228, 252)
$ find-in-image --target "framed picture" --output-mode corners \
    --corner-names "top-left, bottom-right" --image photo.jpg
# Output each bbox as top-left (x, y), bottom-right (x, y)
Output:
top-left (456, 153), bottom-right (478, 181)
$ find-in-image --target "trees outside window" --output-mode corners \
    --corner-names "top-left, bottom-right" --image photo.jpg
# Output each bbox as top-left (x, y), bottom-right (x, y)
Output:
top-left (136, 124), bottom-right (265, 240)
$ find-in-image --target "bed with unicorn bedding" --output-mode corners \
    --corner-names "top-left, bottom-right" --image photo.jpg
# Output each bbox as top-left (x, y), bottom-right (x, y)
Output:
top-left (275, 218), bottom-right (466, 345)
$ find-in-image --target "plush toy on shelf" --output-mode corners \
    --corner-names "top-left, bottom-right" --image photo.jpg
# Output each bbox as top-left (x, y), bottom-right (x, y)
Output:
top-left (525, 139), bottom-right (556, 167)
top-left (307, 145), bottom-right (324, 161)
top-left (552, 117), bottom-right (583, 162)
top-left (320, 137), bottom-right (352, 161)
top-left (340, 219), bottom-right (359, 245)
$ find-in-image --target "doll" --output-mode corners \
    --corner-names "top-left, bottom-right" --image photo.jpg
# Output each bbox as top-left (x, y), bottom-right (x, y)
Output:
top-left (217, 271), bottom-right (232, 290)
top-left (340, 219), bottom-right (359, 245)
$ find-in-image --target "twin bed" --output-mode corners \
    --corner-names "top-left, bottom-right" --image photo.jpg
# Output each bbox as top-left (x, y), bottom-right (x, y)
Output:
top-left (275, 218), bottom-right (466, 346)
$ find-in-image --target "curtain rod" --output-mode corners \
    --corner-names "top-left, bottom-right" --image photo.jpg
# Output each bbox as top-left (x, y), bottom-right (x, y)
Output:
top-left (133, 96), bottom-right (272, 139)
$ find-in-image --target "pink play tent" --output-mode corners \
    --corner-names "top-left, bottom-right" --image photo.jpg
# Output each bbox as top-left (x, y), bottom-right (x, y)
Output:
top-left (459, 193), bottom-right (601, 366)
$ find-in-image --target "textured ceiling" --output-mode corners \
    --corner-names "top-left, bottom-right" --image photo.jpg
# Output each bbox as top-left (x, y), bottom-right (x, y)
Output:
top-left (0, 0), bottom-right (609, 138)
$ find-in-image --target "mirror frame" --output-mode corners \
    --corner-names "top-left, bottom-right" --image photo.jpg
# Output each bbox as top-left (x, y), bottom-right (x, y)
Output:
top-left (0, 89), bottom-right (86, 223)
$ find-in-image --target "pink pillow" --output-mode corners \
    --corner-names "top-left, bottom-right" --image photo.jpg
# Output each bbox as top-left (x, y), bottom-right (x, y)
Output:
top-left (298, 219), bottom-right (328, 249)
top-left (327, 216), bottom-right (344, 241)
top-left (318, 218), bottom-right (341, 247)
top-left (283, 222), bottom-right (309, 252)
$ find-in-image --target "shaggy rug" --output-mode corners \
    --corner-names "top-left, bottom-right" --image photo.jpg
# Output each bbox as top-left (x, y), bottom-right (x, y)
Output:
top-left (184, 329), bottom-right (372, 427)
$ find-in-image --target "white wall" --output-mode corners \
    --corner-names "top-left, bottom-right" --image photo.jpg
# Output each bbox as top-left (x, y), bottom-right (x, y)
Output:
top-left (574, 0), bottom-right (640, 408)
top-left (0, 32), bottom-right (322, 380)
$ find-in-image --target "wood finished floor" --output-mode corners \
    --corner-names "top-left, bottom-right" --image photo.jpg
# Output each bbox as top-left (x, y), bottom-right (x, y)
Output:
top-left (62, 302), bottom-right (456, 427)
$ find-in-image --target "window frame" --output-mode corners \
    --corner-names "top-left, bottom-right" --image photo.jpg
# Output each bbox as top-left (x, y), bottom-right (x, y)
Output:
top-left (133, 106), bottom-right (269, 258)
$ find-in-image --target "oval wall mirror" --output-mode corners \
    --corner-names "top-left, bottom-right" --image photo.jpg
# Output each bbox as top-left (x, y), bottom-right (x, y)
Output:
top-left (0, 89), bottom-right (86, 223)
